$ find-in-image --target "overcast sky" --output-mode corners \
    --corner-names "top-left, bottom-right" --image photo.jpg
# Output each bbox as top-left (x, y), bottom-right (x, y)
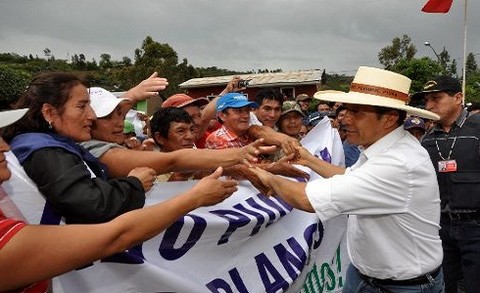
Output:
top-left (1, 0), bottom-right (478, 75)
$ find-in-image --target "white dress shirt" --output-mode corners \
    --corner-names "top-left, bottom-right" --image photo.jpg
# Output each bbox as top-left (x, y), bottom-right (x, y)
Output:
top-left (305, 127), bottom-right (443, 280)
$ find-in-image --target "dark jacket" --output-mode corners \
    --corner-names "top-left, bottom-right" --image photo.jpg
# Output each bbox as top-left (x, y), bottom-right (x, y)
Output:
top-left (422, 110), bottom-right (480, 210)
top-left (10, 132), bottom-right (145, 224)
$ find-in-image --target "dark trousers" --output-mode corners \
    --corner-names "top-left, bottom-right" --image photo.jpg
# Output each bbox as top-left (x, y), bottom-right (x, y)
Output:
top-left (440, 216), bottom-right (480, 293)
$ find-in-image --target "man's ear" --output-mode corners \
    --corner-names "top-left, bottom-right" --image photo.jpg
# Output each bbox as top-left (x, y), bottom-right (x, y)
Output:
top-left (153, 132), bottom-right (166, 147)
top-left (217, 111), bottom-right (226, 123)
top-left (382, 110), bottom-right (400, 129)
top-left (453, 92), bottom-right (463, 106)
top-left (41, 103), bottom-right (57, 124)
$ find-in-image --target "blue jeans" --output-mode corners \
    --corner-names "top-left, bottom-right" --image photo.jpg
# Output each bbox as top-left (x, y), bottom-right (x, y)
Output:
top-left (440, 216), bottom-right (480, 293)
top-left (343, 264), bottom-right (445, 293)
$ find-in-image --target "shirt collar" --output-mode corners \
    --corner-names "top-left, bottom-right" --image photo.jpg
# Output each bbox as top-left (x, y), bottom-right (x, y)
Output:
top-left (431, 108), bottom-right (468, 133)
top-left (220, 125), bottom-right (246, 142)
top-left (361, 126), bottom-right (405, 160)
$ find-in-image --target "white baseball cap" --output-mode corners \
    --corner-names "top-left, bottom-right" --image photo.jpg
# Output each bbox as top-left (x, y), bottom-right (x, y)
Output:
top-left (0, 108), bottom-right (28, 128)
top-left (89, 87), bottom-right (132, 118)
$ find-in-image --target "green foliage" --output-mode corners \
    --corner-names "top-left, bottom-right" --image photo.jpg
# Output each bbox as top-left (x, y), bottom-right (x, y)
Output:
top-left (321, 73), bottom-right (353, 92)
top-left (0, 65), bottom-right (31, 109)
top-left (465, 71), bottom-right (480, 103)
top-left (393, 57), bottom-right (441, 92)
top-left (0, 35), bottom-right (346, 105)
top-left (196, 66), bottom-right (247, 77)
top-left (378, 35), bottom-right (416, 70)
top-left (377, 34), bottom-right (480, 101)
top-left (466, 53), bottom-right (478, 77)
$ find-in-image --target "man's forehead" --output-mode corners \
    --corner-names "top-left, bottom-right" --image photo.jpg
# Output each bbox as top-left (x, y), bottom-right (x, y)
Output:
top-left (170, 121), bottom-right (192, 128)
top-left (424, 92), bottom-right (447, 99)
top-left (260, 98), bottom-right (281, 107)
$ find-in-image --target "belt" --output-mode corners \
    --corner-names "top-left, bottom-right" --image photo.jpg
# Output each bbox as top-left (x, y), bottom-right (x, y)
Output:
top-left (360, 266), bottom-right (440, 286)
top-left (441, 211), bottom-right (480, 220)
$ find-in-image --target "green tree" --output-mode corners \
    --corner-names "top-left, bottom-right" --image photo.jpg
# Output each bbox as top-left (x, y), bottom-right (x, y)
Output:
top-left (0, 65), bottom-right (31, 109)
top-left (378, 35), bottom-right (417, 70)
top-left (393, 57), bottom-right (441, 93)
top-left (466, 53), bottom-right (478, 77)
top-left (43, 48), bottom-right (52, 60)
top-left (99, 53), bottom-right (113, 69)
top-left (131, 36), bottom-right (180, 95)
top-left (122, 56), bottom-right (132, 66)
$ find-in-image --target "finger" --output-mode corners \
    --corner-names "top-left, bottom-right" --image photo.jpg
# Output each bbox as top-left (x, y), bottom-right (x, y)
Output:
top-left (258, 146), bottom-right (276, 156)
top-left (224, 186), bottom-right (238, 194)
top-left (148, 72), bottom-right (158, 79)
top-left (251, 138), bottom-right (264, 147)
top-left (243, 156), bottom-right (256, 167)
top-left (207, 166), bottom-right (223, 179)
top-left (222, 179), bottom-right (238, 188)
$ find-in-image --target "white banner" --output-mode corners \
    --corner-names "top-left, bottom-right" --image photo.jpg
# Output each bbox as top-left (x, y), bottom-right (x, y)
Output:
top-left (1, 120), bottom-right (350, 293)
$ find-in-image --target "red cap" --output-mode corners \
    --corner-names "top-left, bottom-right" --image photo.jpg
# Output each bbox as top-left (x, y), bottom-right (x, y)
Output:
top-left (162, 94), bottom-right (209, 108)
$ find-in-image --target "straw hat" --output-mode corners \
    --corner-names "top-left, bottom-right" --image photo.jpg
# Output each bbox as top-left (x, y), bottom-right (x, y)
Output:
top-left (0, 109), bottom-right (28, 128)
top-left (314, 67), bottom-right (440, 120)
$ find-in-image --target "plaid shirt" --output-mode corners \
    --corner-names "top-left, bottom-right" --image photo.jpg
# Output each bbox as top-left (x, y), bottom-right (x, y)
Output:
top-left (205, 125), bottom-right (252, 149)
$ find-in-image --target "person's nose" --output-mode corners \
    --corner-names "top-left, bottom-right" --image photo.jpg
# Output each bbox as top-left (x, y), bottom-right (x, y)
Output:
top-left (185, 130), bottom-right (195, 141)
top-left (425, 99), bottom-right (434, 111)
top-left (0, 138), bottom-right (10, 153)
top-left (87, 105), bottom-right (97, 121)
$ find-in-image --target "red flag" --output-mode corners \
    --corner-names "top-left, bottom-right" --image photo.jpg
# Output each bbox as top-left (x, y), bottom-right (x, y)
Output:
top-left (421, 0), bottom-right (453, 13)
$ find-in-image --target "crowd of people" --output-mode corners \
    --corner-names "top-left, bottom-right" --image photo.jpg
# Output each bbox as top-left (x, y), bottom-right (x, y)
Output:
top-left (0, 66), bottom-right (479, 292)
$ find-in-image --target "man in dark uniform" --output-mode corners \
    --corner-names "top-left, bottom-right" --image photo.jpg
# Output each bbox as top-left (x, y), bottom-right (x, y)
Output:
top-left (414, 76), bottom-right (480, 293)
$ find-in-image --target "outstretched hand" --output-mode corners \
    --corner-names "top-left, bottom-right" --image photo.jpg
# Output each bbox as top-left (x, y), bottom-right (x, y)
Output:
top-left (291, 145), bottom-right (316, 166)
top-left (191, 167), bottom-right (238, 207)
top-left (241, 139), bottom-right (277, 165)
top-left (281, 139), bottom-right (301, 160)
top-left (246, 167), bottom-right (276, 196)
top-left (223, 165), bottom-right (273, 196)
top-left (128, 167), bottom-right (157, 192)
top-left (264, 154), bottom-right (310, 180)
top-left (124, 72), bottom-right (169, 102)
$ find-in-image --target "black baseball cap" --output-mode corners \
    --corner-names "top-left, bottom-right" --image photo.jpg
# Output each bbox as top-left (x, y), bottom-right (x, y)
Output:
top-left (411, 76), bottom-right (461, 102)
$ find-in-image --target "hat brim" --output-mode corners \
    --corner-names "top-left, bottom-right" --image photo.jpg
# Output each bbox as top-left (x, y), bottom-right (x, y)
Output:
top-left (314, 91), bottom-right (439, 120)
top-left (225, 101), bottom-right (258, 109)
top-left (0, 109), bottom-right (28, 128)
top-left (410, 89), bottom-right (444, 104)
top-left (95, 98), bottom-right (132, 118)
top-left (281, 109), bottom-right (305, 118)
top-left (179, 97), bottom-right (209, 108)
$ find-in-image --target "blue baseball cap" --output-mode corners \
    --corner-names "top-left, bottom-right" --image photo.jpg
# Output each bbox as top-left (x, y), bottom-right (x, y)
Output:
top-left (216, 93), bottom-right (258, 112)
top-left (404, 116), bottom-right (426, 131)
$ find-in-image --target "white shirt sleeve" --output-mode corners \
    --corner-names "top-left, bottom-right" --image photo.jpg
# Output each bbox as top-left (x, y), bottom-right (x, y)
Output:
top-left (305, 152), bottom-right (412, 221)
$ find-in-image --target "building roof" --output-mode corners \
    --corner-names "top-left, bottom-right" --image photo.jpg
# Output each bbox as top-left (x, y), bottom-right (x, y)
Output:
top-left (179, 69), bottom-right (323, 89)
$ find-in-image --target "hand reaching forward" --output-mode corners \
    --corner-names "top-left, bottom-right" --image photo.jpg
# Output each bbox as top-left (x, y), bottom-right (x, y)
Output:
top-left (246, 166), bottom-right (276, 197)
top-left (124, 72), bottom-right (169, 102)
top-left (190, 167), bottom-right (238, 207)
top-left (264, 154), bottom-right (310, 180)
top-left (293, 145), bottom-right (317, 167)
top-left (240, 139), bottom-right (277, 165)
top-left (128, 167), bottom-right (157, 192)
top-left (223, 165), bottom-right (272, 196)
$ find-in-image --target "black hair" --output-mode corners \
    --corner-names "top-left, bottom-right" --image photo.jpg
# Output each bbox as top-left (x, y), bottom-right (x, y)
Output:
top-left (2, 72), bottom-right (88, 142)
top-left (150, 107), bottom-right (193, 144)
top-left (373, 106), bottom-right (407, 127)
top-left (254, 88), bottom-right (283, 106)
top-left (335, 105), bottom-right (347, 117)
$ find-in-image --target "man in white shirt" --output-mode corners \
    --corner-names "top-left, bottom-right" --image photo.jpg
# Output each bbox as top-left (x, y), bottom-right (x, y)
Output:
top-left (247, 67), bottom-right (445, 292)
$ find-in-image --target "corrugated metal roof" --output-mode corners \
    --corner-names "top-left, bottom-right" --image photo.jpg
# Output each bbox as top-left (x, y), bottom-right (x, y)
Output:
top-left (179, 69), bottom-right (323, 89)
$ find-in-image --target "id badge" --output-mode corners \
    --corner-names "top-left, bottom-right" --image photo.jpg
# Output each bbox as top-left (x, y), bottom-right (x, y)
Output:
top-left (438, 160), bottom-right (457, 172)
